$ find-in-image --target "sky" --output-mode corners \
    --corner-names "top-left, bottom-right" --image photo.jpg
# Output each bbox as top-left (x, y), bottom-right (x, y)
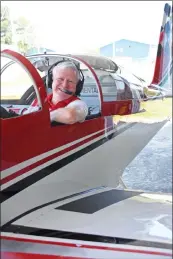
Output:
top-left (2, 1), bottom-right (172, 53)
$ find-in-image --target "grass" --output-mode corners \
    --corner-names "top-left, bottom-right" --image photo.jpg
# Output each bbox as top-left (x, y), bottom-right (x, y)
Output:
top-left (114, 98), bottom-right (172, 123)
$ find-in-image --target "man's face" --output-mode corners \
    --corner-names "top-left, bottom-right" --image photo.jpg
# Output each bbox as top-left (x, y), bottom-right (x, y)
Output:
top-left (52, 67), bottom-right (78, 100)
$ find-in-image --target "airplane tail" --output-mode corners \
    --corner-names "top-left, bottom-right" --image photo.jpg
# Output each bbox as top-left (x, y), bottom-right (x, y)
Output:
top-left (150, 3), bottom-right (172, 89)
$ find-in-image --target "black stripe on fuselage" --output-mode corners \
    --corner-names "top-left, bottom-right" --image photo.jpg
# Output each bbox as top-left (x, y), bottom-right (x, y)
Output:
top-left (55, 189), bottom-right (142, 214)
top-left (2, 224), bottom-right (172, 250)
top-left (0, 122), bottom-right (136, 203)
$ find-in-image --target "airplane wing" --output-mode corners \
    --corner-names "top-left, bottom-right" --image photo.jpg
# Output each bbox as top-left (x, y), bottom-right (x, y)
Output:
top-left (1, 187), bottom-right (172, 258)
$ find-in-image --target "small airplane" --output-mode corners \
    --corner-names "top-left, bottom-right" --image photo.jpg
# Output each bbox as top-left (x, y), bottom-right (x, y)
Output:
top-left (0, 2), bottom-right (172, 258)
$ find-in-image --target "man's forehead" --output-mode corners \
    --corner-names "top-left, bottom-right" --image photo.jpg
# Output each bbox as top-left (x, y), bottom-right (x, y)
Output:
top-left (54, 66), bottom-right (77, 75)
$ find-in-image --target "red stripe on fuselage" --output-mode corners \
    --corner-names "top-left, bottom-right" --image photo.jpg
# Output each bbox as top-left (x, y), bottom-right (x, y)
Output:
top-left (0, 131), bottom-right (103, 185)
top-left (1, 235), bottom-right (172, 257)
top-left (1, 252), bottom-right (90, 259)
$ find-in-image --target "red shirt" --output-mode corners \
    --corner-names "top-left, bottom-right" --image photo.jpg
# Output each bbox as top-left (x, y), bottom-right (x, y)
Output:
top-left (32, 94), bottom-right (80, 111)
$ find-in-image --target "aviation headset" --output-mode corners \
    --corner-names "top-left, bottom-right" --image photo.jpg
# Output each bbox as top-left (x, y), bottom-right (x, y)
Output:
top-left (46, 59), bottom-right (84, 96)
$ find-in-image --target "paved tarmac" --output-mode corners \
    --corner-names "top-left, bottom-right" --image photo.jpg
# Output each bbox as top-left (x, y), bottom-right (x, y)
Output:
top-left (122, 119), bottom-right (172, 194)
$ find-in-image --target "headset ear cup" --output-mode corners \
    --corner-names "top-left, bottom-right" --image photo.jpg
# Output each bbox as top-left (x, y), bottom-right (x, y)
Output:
top-left (46, 72), bottom-right (53, 89)
top-left (75, 71), bottom-right (84, 96)
top-left (75, 80), bottom-right (84, 96)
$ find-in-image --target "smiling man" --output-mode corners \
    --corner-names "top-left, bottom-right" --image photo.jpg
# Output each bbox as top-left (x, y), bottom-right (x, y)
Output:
top-left (25, 61), bottom-right (88, 124)
top-left (47, 62), bottom-right (88, 124)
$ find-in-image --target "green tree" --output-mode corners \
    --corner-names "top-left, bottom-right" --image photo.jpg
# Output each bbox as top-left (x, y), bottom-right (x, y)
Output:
top-left (14, 16), bottom-right (35, 54)
top-left (1, 4), bottom-right (35, 53)
top-left (1, 5), bottom-right (12, 44)
top-left (17, 40), bottom-right (29, 55)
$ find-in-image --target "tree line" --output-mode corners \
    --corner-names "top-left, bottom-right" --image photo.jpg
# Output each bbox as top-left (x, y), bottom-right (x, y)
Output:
top-left (1, 4), bottom-right (35, 54)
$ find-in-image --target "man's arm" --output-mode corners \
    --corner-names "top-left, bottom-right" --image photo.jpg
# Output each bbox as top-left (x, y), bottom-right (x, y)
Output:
top-left (50, 106), bottom-right (80, 124)
top-left (50, 100), bottom-right (88, 124)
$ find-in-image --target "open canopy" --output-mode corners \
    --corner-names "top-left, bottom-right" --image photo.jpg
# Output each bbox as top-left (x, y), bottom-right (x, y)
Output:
top-left (27, 54), bottom-right (119, 73)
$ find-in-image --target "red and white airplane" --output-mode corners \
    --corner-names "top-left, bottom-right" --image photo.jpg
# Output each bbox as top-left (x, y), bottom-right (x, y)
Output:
top-left (0, 2), bottom-right (172, 258)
